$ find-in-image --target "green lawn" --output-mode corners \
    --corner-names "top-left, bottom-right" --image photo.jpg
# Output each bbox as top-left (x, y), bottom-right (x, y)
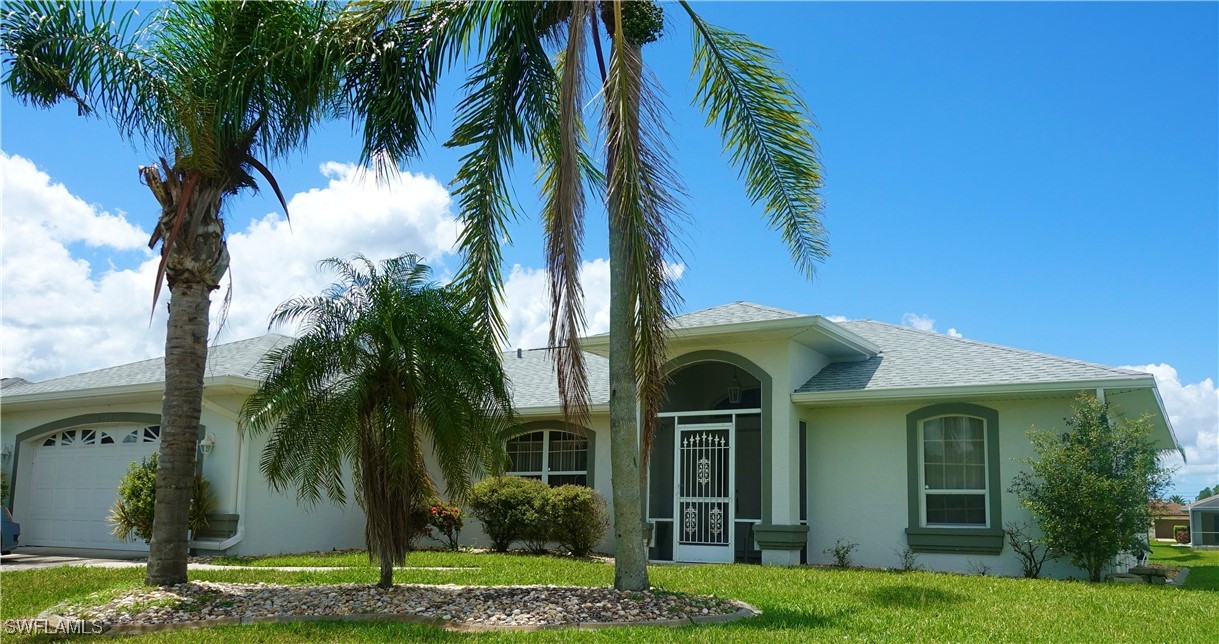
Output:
top-left (1148, 542), bottom-right (1219, 590)
top-left (1, 548), bottom-right (1214, 642)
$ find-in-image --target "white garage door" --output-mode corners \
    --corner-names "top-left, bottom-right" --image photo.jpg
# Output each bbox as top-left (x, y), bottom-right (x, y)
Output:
top-left (25, 425), bottom-right (161, 551)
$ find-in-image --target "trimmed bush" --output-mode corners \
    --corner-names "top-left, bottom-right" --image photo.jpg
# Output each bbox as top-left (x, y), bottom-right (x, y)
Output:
top-left (468, 476), bottom-right (550, 552)
top-left (108, 453), bottom-right (216, 542)
top-left (548, 485), bottom-right (608, 557)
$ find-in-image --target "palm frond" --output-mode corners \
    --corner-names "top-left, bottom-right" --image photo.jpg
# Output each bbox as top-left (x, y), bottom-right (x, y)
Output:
top-left (539, 0), bottom-right (593, 427)
top-left (446, 4), bottom-right (558, 341)
top-left (680, 1), bottom-right (828, 277)
top-left (603, 20), bottom-right (686, 465)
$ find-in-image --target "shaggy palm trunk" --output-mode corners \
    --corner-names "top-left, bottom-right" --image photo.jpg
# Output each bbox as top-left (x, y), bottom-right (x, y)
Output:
top-left (606, 38), bottom-right (650, 593)
top-left (145, 172), bottom-right (228, 587)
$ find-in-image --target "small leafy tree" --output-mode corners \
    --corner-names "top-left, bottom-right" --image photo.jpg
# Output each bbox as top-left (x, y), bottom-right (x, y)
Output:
top-left (1010, 393), bottom-right (1171, 582)
top-left (109, 454), bottom-right (216, 543)
top-left (1199, 486), bottom-right (1215, 501)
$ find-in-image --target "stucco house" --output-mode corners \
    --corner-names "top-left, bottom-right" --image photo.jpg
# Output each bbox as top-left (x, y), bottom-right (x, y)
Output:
top-left (0, 302), bottom-right (1179, 577)
top-left (1148, 501), bottom-right (1190, 541)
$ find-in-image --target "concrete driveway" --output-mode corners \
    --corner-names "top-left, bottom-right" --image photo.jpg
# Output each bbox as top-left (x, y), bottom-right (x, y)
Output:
top-left (0, 547), bottom-right (146, 571)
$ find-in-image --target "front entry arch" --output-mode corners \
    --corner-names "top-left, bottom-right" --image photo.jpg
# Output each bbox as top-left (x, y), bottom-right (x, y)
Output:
top-left (647, 352), bottom-right (769, 563)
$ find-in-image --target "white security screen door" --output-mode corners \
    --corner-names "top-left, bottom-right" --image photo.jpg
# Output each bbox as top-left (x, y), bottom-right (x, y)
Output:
top-left (674, 423), bottom-right (734, 562)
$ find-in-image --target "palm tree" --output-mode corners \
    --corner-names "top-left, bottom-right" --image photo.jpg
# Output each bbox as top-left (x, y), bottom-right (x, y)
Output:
top-left (418, 0), bottom-right (828, 590)
top-left (241, 255), bottom-right (515, 589)
top-left (0, 1), bottom-right (435, 585)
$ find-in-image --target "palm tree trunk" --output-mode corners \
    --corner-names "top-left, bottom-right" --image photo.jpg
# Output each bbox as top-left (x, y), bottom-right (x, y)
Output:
top-left (144, 173), bottom-right (228, 587)
top-left (606, 38), bottom-right (650, 592)
top-left (145, 278), bottom-right (212, 586)
top-left (379, 556), bottom-right (394, 589)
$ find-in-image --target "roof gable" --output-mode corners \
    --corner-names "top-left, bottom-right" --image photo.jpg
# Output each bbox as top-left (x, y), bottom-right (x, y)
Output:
top-left (669, 302), bottom-right (804, 329)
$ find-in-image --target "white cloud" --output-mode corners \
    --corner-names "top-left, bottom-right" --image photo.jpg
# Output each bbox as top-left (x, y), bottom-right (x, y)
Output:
top-left (1, 153), bottom-right (165, 380)
top-left (502, 259), bottom-right (612, 351)
top-left (500, 258), bottom-right (685, 351)
top-left (824, 315), bottom-right (849, 323)
top-left (900, 312), bottom-right (964, 338)
top-left (1, 157), bottom-right (461, 381)
top-left (1121, 363), bottom-right (1219, 497)
top-left (218, 162), bottom-right (460, 341)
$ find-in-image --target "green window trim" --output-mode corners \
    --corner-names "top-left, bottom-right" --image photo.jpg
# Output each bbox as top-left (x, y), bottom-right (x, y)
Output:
top-left (905, 403), bottom-right (1003, 555)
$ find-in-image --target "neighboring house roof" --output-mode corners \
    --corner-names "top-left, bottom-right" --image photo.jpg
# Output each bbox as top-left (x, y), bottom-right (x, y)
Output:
top-left (1186, 494), bottom-right (1219, 510)
top-left (0, 377), bottom-right (29, 389)
top-left (502, 349), bottom-right (611, 411)
top-left (797, 320), bottom-right (1148, 394)
top-left (1149, 502), bottom-right (1189, 518)
top-left (0, 334), bottom-right (293, 398)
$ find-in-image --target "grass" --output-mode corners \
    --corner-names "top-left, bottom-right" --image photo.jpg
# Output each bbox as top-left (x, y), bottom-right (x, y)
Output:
top-left (1148, 542), bottom-right (1219, 590)
top-left (1, 548), bottom-right (1214, 642)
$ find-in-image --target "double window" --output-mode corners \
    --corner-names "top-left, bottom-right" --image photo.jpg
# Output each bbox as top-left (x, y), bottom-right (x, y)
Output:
top-left (920, 415), bottom-right (987, 526)
top-left (506, 429), bottom-right (589, 486)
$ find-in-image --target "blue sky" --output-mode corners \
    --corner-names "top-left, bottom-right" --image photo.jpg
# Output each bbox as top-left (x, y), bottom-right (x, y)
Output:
top-left (1, 2), bottom-right (1215, 496)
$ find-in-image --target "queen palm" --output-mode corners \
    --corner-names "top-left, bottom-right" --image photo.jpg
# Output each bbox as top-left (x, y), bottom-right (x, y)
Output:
top-left (0, 1), bottom-right (437, 585)
top-left (241, 255), bottom-right (514, 589)
top-left (423, 0), bottom-right (829, 590)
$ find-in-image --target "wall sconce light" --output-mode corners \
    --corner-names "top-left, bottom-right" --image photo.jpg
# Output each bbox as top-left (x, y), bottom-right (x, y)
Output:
top-left (1, 444), bottom-right (11, 464)
top-left (727, 367), bottom-right (742, 405)
top-left (198, 434), bottom-right (216, 457)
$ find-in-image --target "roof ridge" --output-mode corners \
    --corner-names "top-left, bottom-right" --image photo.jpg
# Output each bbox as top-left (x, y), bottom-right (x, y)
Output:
top-left (846, 320), bottom-right (1146, 378)
top-left (737, 301), bottom-right (805, 317)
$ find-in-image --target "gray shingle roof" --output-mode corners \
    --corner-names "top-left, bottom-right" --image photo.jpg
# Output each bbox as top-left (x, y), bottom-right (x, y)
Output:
top-left (0, 334), bottom-right (294, 397)
top-left (502, 349), bottom-right (610, 409)
top-left (797, 320), bottom-right (1147, 394)
top-left (670, 302), bottom-right (804, 329)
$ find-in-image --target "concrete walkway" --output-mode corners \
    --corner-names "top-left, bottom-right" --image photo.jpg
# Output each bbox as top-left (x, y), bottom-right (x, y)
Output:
top-left (0, 548), bottom-right (475, 573)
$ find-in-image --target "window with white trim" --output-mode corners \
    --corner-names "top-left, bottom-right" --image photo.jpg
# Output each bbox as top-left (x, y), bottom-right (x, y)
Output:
top-left (920, 415), bottom-right (988, 527)
top-left (506, 430), bottom-right (588, 486)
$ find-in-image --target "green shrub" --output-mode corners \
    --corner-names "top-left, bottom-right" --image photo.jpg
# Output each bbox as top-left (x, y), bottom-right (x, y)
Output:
top-left (1173, 525), bottom-right (1190, 533)
top-left (108, 453), bottom-right (217, 542)
top-left (519, 491), bottom-right (553, 555)
top-left (824, 539), bottom-right (857, 568)
top-left (468, 476), bottom-right (549, 552)
top-left (548, 485), bottom-right (608, 557)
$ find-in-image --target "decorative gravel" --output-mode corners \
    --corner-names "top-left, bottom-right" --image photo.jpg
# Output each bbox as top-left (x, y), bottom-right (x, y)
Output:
top-left (50, 582), bottom-right (746, 632)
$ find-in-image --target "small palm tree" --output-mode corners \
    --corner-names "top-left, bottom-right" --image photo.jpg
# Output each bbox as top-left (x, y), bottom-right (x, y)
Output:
top-left (241, 255), bottom-right (515, 589)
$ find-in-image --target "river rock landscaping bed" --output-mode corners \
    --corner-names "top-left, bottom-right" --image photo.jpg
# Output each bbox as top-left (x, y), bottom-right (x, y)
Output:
top-left (45, 581), bottom-right (752, 633)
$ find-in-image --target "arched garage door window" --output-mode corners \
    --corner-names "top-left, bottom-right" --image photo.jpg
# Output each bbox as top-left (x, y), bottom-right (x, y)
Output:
top-left (39, 425), bottom-right (160, 447)
top-left (505, 429), bottom-right (588, 486)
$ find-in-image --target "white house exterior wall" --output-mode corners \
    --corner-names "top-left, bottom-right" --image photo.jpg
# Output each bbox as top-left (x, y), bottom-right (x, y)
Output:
top-left (803, 395), bottom-right (1147, 578)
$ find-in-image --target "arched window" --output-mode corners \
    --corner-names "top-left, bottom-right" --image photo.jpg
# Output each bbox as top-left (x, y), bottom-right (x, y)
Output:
top-left (905, 403), bottom-right (1003, 554)
top-left (506, 429), bottom-right (589, 486)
